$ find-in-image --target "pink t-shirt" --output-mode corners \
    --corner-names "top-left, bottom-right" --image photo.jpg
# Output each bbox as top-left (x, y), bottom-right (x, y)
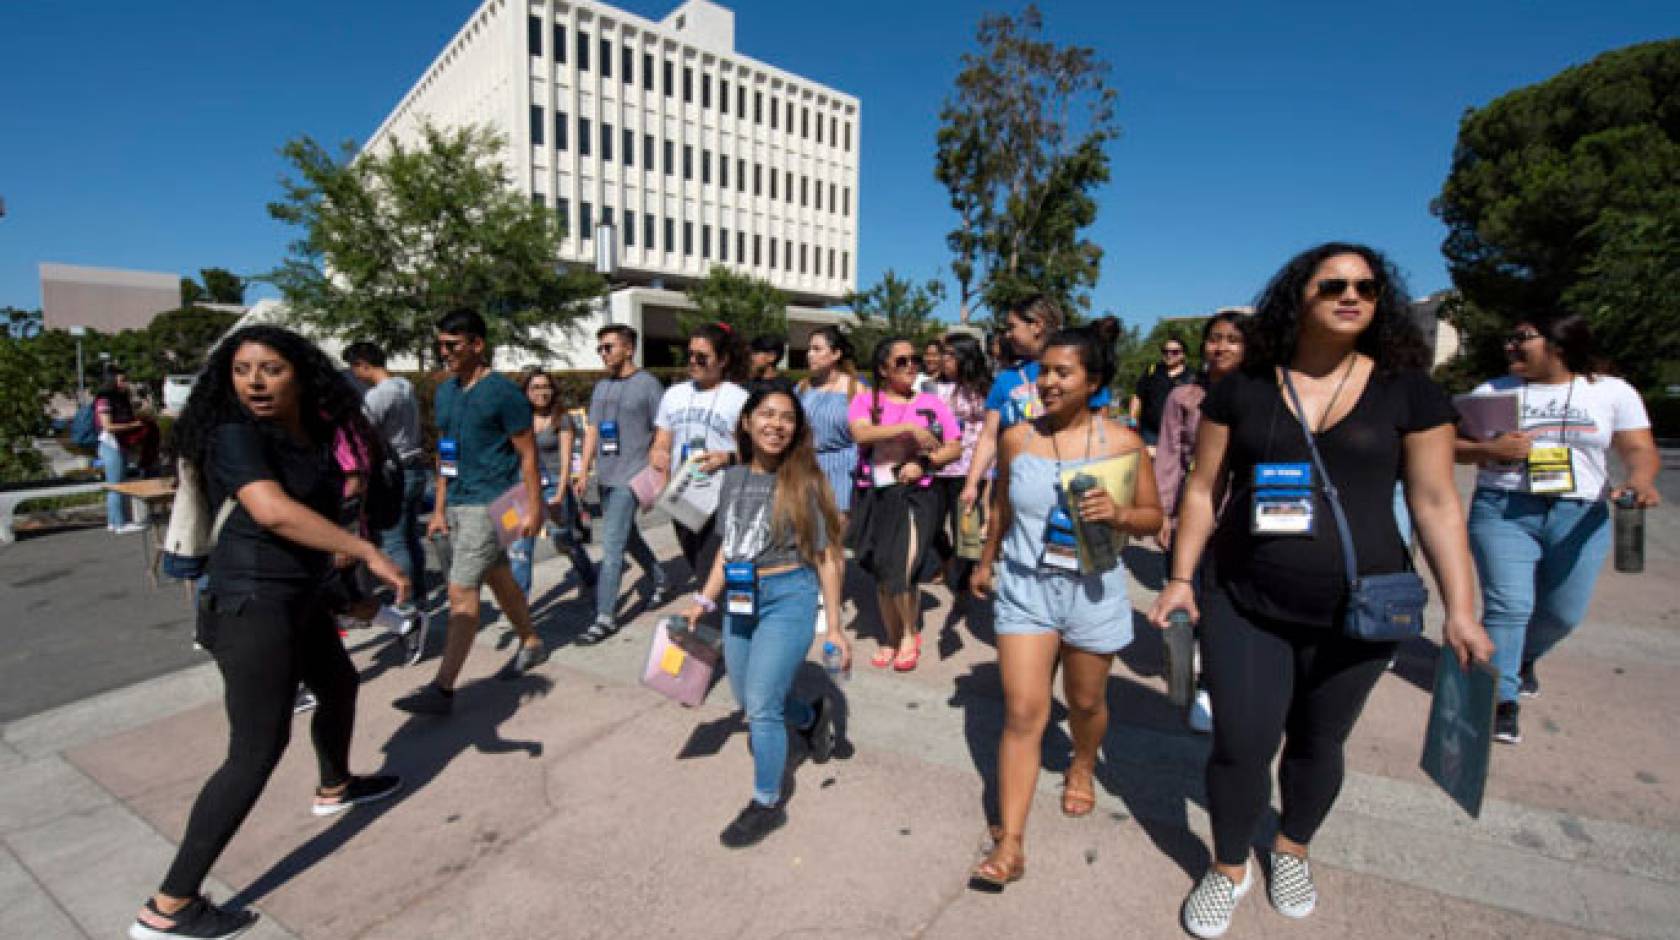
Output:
top-left (846, 390), bottom-right (958, 489)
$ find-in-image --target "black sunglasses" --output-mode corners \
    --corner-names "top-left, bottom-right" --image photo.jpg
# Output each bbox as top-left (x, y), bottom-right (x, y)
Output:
top-left (687, 351), bottom-right (713, 365)
top-left (595, 344), bottom-right (616, 355)
top-left (1163, 347), bottom-right (1185, 356)
top-left (1313, 278), bottom-right (1381, 302)
top-left (888, 355), bottom-right (914, 370)
top-left (1504, 329), bottom-right (1543, 347)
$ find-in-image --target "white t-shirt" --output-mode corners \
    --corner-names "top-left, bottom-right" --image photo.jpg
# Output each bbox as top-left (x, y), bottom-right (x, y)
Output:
top-left (1470, 374), bottom-right (1650, 500)
top-left (655, 381), bottom-right (749, 456)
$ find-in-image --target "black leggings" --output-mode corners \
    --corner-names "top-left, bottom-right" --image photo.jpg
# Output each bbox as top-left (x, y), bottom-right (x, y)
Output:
top-left (160, 590), bottom-right (359, 898)
top-left (1200, 586), bottom-right (1395, 866)
top-left (674, 518), bottom-right (718, 584)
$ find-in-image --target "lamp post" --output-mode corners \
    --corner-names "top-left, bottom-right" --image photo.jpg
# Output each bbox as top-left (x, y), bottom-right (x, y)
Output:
top-left (69, 326), bottom-right (87, 400)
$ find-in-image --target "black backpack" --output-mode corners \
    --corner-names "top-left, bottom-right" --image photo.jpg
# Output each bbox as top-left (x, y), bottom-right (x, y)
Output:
top-left (363, 444), bottom-right (404, 533)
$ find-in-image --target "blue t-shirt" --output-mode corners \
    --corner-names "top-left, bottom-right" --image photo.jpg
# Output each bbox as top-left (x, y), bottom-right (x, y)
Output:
top-left (984, 361), bottom-right (1112, 428)
top-left (435, 372), bottom-right (532, 506)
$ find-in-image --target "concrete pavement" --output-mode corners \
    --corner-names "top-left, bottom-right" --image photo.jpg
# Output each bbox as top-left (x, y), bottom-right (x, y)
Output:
top-left (2, 482), bottom-right (1677, 939)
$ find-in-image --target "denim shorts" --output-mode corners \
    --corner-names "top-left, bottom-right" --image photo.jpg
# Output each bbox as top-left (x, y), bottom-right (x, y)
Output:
top-left (993, 558), bottom-right (1134, 653)
top-left (446, 504), bottom-right (506, 587)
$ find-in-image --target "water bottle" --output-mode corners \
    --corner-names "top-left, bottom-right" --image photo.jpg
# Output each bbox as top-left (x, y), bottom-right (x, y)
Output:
top-left (1614, 491), bottom-right (1645, 574)
top-left (1163, 609), bottom-right (1195, 713)
top-left (822, 642), bottom-right (847, 681)
top-left (916, 408), bottom-right (944, 442)
top-left (1066, 473), bottom-right (1119, 572)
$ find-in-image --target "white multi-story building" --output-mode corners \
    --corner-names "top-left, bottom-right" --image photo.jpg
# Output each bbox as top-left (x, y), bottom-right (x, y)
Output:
top-left (359, 0), bottom-right (862, 367)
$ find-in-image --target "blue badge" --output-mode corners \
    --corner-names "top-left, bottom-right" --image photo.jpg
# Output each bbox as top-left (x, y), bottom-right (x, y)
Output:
top-left (724, 560), bottom-right (757, 617)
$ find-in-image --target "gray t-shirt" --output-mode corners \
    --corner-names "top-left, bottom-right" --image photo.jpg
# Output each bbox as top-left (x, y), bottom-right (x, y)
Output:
top-left (587, 369), bottom-right (665, 488)
top-left (717, 466), bottom-right (829, 570)
top-left (363, 376), bottom-right (423, 464)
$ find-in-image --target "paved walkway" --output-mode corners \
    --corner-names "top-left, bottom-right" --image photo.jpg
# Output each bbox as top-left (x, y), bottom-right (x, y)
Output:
top-left (3, 485), bottom-right (1677, 939)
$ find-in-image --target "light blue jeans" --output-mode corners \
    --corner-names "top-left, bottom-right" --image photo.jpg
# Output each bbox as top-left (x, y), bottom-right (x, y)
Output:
top-left (99, 440), bottom-right (128, 527)
top-left (593, 484), bottom-right (662, 624)
top-left (377, 463), bottom-right (430, 611)
top-left (1468, 488), bottom-right (1611, 703)
top-left (724, 566), bottom-right (818, 806)
top-left (510, 483), bottom-right (598, 597)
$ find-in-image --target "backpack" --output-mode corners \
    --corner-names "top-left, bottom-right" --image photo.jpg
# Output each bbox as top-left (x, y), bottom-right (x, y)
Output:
top-left (70, 401), bottom-right (99, 449)
top-left (364, 452), bottom-right (404, 533)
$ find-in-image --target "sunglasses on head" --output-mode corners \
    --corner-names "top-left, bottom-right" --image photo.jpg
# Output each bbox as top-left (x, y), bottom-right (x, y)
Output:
top-left (687, 351), bottom-right (713, 365)
top-left (1314, 278), bottom-right (1381, 302)
top-left (1504, 329), bottom-right (1543, 347)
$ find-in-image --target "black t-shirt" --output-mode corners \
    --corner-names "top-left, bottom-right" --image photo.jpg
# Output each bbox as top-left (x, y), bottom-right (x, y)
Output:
top-left (1202, 368), bottom-right (1455, 625)
top-left (1135, 366), bottom-right (1195, 436)
top-left (204, 421), bottom-right (344, 593)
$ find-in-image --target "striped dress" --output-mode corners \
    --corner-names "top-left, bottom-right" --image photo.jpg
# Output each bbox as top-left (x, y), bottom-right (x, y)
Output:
top-left (799, 383), bottom-right (858, 512)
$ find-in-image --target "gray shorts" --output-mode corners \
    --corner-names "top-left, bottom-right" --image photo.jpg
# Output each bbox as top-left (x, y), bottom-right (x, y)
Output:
top-left (446, 505), bottom-right (507, 588)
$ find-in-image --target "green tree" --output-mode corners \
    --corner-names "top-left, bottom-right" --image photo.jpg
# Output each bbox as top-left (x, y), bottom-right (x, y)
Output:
top-left (843, 271), bottom-right (947, 368)
top-left (1433, 39), bottom-right (1680, 388)
top-left (266, 123), bottom-right (605, 365)
top-left (0, 338), bottom-right (48, 481)
top-left (934, 4), bottom-right (1120, 323)
top-left (199, 267), bottom-right (245, 305)
top-left (146, 306), bottom-right (240, 374)
top-left (681, 265), bottom-right (789, 341)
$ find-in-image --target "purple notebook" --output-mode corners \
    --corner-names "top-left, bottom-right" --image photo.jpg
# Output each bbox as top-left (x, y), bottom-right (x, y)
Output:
top-left (486, 483), bottom-right (534, 549)
top-left (1454, 394), bottom-right (1519, 441)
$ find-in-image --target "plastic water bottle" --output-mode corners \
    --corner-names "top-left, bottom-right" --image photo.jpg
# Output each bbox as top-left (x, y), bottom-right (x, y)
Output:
top-left (1614, 491), bottom-right (1645, 574)
top-left (1067, 473), bottom-right (1119, 572)
top-left (822, 642), bottom-right (847, 682)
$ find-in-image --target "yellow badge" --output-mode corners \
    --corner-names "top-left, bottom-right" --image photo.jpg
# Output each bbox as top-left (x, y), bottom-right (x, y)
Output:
top-left (660, 644), bottom-right (687, 677)
top-left (1527, 445), bottom-right (1575, 495)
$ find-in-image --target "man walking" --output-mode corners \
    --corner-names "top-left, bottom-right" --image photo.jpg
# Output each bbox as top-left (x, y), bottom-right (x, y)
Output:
top-left (747, 335), bottom-right (795, 396)
top-left (343, 342), bottom-right (428, 616)
top-left (574, 324), bottom-right (669, 645)
top-left (1128, 339), bottom-right (1194, 448)
top-left (394, 309), bottom-right (547, 716)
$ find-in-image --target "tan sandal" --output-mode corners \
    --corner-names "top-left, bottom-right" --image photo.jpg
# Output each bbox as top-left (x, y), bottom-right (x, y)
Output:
top-left (1061, 767), bottom-right (1097, 818)
top-left (969, 835), bottom-right (1024, 891)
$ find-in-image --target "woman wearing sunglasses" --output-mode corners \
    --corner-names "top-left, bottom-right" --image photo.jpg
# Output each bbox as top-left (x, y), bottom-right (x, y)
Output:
top-left (1456, 313), bottom-right (1659, 745)
top-left (508, 370), bottom-right (597, 599)
top-left (1149, 243), bottom-right (1492, 938)
top-left (652, 323), bottom-right (750, 590)
top-left (968, 318), bottom-right (1161, 891)
top-left (848, 337), bottom-right (961, 671)
top-left (1153, 310), bottom-right (1251, 734)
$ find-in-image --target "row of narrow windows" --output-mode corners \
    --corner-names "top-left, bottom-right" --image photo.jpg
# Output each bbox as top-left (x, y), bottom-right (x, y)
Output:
top-left (529, 17), bottom-right (853, 152)
top-left (530, 194), bottom-right (850, 279)
top-left (530, 107), bottom-right (852, 215)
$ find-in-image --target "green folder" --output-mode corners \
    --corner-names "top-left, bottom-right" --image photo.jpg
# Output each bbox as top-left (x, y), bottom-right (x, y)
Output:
top-left (1420, 652), bottom-right (1498, 818)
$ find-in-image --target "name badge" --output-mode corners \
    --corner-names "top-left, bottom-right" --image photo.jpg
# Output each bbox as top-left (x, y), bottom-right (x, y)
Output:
top-left (1252, 462), bottom-right (1314, 536)
top-left (1041, 487), bottom-right (1082, 572)
top-left (724, 561), bottom-right (757, 617)
top-left (599, 420), bottom-right (620, 456)
top-left (1527, 445), bottom-right (1576, 495)
top-left (438, 438), bottom-right (460, 479)
top-left (680, 437), bottom-right (706, 467)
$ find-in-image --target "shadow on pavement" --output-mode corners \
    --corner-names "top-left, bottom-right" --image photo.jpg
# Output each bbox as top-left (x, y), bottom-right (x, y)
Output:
top-left (226, 672), bottom-right (553, 908)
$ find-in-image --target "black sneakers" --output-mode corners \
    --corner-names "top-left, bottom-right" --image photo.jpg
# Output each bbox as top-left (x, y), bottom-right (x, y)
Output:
top-left (312, 774), bottom-right (403, 817)
top-left (1519, 660), bottom-right (1540, 699)
top-left (1495, 701), bottom-right (1522, 744)
top-left (719, 801), bottom-right (786, 848)
top-left (392, 683), bottom-right (454, 716)
top-left (576, 617), bottom-right (621, 646)
top-left (129, 895), bottom-right (257, 939)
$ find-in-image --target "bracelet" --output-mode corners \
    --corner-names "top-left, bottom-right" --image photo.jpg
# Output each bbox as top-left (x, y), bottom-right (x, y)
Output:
top-left (1168, 576), bottom-right (1195, 585)
top-left (692, 593), bottom-right (717, 613)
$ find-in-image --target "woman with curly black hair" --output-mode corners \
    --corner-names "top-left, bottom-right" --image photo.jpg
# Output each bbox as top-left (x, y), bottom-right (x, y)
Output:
top-left (130, 326), bottom-right (407, 940)
top-left (1149, 243), bottom-right (1492, 938)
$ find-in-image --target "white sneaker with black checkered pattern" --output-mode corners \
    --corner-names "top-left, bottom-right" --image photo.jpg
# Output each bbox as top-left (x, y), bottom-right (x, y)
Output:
top-left (1268, 850), bottom-right (1318, 918)
top-left (1182, 860), bottom-right (1253, 939)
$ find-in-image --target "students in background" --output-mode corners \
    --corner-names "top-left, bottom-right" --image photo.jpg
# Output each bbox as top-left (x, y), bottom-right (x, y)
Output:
top-left (343, 342), bottom-right (429, 614)
top-left (748, 334), bottom-right (796, 396)
top-left (508, 369), bottom-right (597, 599)
top-left (848, 338), bottom-right (960, 672)
top-left (96, 368), bottom-right (147, 534)
top-left (1150, 243), bottom-right (1492, 938)
top-left (933, 333), bottom-right (992, 591)
top-left (796, 325), bottom-right (863, 527)
top-left (969, 318), bottom-right (1160, 891)
top-left (1129, 339), bottom-right (1196, 448)
top-left (1456, 312), bottom-right (1660, 744)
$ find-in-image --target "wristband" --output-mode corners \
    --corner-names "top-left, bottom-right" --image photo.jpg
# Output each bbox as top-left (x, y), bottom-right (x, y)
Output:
top-left (692, 593), bottom-right (717, 613)
top-left (1168, 576), bottom-right (1195, 585)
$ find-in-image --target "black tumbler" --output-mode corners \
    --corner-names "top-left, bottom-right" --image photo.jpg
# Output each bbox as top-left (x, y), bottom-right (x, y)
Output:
top-left (1613, 492), bottom-right (1645, 574)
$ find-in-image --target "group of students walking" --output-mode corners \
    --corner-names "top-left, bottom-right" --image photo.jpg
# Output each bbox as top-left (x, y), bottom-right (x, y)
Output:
top-left (128, 240), bottom-right (1660, 940)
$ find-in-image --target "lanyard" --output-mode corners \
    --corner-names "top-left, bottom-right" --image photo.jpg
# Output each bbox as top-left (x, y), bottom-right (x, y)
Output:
top-left (1047, 414), bottom-right (1100, 476)
top-left (1521, 377), bottom-right (1576, 444)
top-left (686, 382), bottom-right (723, 445)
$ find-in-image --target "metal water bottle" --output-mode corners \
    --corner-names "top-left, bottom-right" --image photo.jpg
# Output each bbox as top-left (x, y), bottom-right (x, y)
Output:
top-left (1614, 491), bottom-right (1645, 573)
top-left (1066, 472), bottom-right (1119, 572)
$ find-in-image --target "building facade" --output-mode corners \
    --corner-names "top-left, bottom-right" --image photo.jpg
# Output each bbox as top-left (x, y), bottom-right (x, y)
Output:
top-left (364, 0), bottom-right (861, 312)
top-left (39, 263), bottom-right (181, 334)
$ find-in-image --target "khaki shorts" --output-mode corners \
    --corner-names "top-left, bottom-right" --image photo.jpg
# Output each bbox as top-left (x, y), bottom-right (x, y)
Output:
top-left (446, 505), bottom-right (507, 588)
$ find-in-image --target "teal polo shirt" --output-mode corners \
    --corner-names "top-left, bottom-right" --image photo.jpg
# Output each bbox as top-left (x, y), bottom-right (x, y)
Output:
top-left (434, 372), bottom-right (531, 506)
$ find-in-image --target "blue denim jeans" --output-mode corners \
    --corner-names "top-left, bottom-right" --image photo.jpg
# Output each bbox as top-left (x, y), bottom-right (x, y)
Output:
top-left (99, 440), bottom-right (128, 527)
top-left (593, 484), bottom-right (662, 623)
top-left (510, 483), bottom-right (598, 596)
top-left (376, 463), bottom-right (431, 611)
top-left (1468, 488), bottom-right (1611, 703)
top-left (724, 566), bottom-right (819, 806)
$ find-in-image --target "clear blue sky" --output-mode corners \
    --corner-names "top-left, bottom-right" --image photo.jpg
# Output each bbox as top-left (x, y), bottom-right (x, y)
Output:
top-left (1, 1), bottom-right (1672, 331)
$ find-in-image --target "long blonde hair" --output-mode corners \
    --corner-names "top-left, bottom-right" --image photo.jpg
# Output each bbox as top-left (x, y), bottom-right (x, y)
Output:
top-left (734, 388), bottom-right (841, 565)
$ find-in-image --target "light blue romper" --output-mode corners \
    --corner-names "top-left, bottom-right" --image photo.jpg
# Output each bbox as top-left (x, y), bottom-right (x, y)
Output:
top-left (994, 423), bottom-right (1134, 653)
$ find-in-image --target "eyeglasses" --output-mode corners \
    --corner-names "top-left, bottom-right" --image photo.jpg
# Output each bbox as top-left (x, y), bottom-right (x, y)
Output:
top-left (595, 344), bottom-right (616, 356)
top-left (1163, 347), bottom-right (1185, 356)
top-left (687, 351), bottom-right (713, 366)
top-left (1504, 330), bottom-right (1543, 347)
top-left (1313, 278), bottom-right (1381, 302)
